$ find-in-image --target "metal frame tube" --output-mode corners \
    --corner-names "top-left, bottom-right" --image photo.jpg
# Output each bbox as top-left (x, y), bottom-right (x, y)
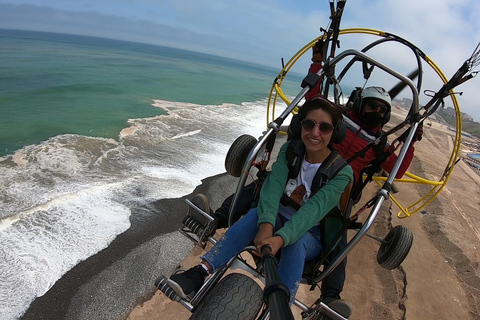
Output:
top-left (226, 48), bottom-right (421, 286)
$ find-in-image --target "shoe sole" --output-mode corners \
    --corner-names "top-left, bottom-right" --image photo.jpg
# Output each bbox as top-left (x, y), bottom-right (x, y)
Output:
top-left (166, 278), bottom-right (189, 300)
top-left (189, 193), bottom-right (218, 240)
top-left (327, 299), bottom-right (353, 318)
top-left (189, 193), bottom-right (211, 221)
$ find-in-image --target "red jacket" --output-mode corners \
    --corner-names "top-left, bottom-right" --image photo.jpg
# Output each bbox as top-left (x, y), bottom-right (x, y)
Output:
top-left (305, 63), bottom-right (414, 183)
top-left (333, 110), bottom-right (414, 183)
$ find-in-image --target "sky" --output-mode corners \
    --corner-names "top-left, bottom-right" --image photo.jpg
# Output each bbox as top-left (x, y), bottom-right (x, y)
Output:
top-left (1, 0), bottom-right (480, 121)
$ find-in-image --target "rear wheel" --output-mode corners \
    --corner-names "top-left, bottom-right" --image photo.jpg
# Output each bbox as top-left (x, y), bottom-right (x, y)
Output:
top-left (189, 273), bottom-right (263, 320)
top-left (224, 134), bottom-right (257, 177)
top-left (377, 225), bottom-right (413, 270)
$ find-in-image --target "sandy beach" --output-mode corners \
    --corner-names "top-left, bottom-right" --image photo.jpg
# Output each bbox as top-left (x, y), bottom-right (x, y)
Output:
top-left (20, 105), bottom-right (480, 320)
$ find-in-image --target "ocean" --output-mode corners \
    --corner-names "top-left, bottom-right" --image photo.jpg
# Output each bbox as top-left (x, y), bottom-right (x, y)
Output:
top-left (0, 29), bottom-right (306, 319)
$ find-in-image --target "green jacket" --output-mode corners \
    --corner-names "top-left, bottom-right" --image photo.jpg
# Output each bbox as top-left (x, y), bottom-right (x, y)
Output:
top-left (257, 140), bottom-right (353, 247)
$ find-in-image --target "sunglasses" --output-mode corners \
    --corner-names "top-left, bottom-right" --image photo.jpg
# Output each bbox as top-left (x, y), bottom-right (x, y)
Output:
top-left (367, 101), bottom-right (388, 113)
top-left (301, 119), bottom-right (334, 134)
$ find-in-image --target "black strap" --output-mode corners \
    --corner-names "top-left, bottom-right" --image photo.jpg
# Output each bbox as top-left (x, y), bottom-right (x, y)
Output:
top-left (345, 129), bottom-right (386, 164)
top-left (311, 151), bottom-right (348, 196)
top-left (284, 142), bottom-right (348, 210)
top-left (346, 129), bottom-right (390, 199)
top-left (280, 193), bottom-right (301, 210)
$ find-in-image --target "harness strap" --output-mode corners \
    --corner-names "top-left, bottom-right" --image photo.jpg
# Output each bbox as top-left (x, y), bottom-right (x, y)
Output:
top-left (284, 140), bottom-right (348, 210)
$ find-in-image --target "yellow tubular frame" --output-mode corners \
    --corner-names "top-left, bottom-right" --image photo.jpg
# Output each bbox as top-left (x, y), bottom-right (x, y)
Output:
top-left (266, 28), bottom-right (462, 219)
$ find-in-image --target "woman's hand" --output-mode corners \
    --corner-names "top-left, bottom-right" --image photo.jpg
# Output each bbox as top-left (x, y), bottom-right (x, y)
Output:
top-left (254, 223), bottom-right (273, 246)
top-left (253, 223), bottom-right (273, 256)
top-left (257, 236), bottom-right (284, 256)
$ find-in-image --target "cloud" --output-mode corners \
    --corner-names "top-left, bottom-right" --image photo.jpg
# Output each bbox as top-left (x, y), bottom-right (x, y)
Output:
top-left (1, 1), bottom-right (479, 121)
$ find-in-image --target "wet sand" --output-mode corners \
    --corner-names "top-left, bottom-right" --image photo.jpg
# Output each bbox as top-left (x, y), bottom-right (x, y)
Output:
top-left (19, 172), bottom-right (241, 320)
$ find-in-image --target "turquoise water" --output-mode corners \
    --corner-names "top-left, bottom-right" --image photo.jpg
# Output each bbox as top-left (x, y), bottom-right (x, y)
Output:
top-left (0, 29), bottom-right (303, 156)
top-left (1, 29), bottom-right (312, 319)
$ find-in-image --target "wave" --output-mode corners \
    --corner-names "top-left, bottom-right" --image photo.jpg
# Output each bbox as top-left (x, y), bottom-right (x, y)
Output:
top-left (0, 98), bottom-right (269, 319)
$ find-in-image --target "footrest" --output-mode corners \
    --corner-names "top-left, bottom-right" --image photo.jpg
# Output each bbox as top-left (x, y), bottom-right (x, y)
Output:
top-left (302, 298), bottom-right (349, 320)
top-left (155, 275), bottom-right (182, 302)
top-left (179, 199), bottom-right (216, 248)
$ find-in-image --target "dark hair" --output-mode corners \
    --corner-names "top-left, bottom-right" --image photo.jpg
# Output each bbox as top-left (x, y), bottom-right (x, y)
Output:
top-left (298, 97), bottom-right (343, 127)
top-left (287, 96), bottom-right (346, 144)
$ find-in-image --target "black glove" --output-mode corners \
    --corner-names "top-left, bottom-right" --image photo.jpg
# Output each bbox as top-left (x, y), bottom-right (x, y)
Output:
top-left (312, 39), bottom-right (325, 63)
top-left (414, 121), bottom-right (423, 141)
top-left (313, 39), bottom-right (325, 54)
top-left (398, 122), bottom-right (423, 143)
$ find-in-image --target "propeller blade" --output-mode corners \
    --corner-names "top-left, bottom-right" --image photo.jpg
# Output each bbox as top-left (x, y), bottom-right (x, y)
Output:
top-left (389, 69), bottom-right (419, 99)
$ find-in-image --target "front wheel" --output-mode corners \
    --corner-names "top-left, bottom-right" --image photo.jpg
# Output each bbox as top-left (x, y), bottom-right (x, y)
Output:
top-left (377, 225), bottom-right (413, 270)
top-left (189, 273), bottom-right (263, 320)
top-left (224, 134), bottom-right (258, 177)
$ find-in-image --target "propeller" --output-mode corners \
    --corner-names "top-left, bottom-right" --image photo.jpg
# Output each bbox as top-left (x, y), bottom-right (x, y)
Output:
top-left (388, 69), bottom-right (419, 99)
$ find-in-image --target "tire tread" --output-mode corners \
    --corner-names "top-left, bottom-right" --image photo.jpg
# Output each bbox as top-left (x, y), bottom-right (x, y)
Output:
top-left (377, 225), bottom-right (413, 270)
top-left (189, 273), bottom-right (263, 320)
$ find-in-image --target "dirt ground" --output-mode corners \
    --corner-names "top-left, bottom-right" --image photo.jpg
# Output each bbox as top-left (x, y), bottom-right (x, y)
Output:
top-left (127, 105), bottom-right (480, 319)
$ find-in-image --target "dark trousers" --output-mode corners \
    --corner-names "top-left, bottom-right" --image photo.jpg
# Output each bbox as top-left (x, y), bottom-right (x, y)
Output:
top-left (213, 181), bottom-right (258, 229)
top-left (320, 232), bottom-right (347, 298)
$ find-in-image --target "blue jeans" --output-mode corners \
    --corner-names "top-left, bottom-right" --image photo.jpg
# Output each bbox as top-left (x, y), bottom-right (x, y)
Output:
top-left (201, 208), bottom-right (322, 303)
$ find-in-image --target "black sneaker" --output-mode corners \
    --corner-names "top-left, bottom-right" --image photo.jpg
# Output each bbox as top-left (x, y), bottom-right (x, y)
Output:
top-left (212, 210), bottom-right (229, 230)
top-left (324, 297), bottom-right (353, 318)
top-left (167, 265), bottom-right (208, 299)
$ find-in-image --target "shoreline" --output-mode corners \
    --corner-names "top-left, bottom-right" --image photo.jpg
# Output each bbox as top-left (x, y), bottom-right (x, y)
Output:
top-left (19, 172), bottom-right (240, 320)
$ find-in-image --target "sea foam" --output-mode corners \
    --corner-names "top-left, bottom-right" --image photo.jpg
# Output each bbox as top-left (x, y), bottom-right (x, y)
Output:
top-left (0, 98), bottom-right (270, 319)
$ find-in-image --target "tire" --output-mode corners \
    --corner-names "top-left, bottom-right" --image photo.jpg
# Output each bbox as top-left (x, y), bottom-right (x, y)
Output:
top-left (377, 225), bottom-right (413, 270)
top-left (224, 134), bottom-right (258, 177)
top-left (190, 273), bottom-right (263, 320)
